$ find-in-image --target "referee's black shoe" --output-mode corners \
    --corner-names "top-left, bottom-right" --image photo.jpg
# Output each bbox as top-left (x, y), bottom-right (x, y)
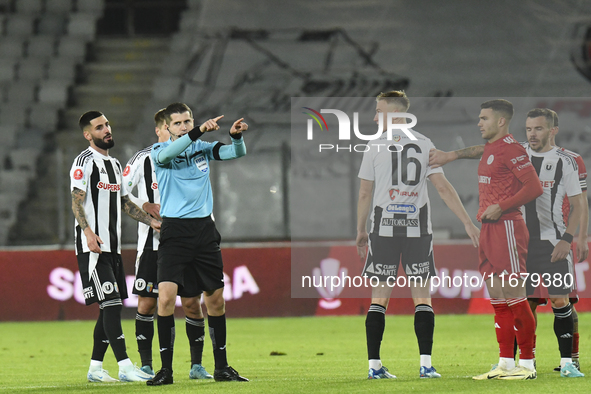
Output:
top-left (146, 368), bottom-right (173, 386)
top-left (213, 366), bottom-right (249, 382)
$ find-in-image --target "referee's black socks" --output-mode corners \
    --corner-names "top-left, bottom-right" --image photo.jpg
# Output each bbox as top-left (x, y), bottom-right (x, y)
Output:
top-left (366, 304), bottom-right (386, 361)
top-left (414, 304), bottom-right (435, 356)
top-left (208, 314), bottom-right (228, 369)
top-left (553, 303), bottom-right (574, 359)
top-left (157, 314), bottom-right (176, 370)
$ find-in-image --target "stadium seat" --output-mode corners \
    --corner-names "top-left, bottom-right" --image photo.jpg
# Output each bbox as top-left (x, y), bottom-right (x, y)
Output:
top-left (46, 57), bottom-right (77, 83)
top-left (0, 124), bottom-right (17, 149)
top-left (18, 59), bottom-right (48, 81)
top-left (56, 36), bottom-right (88, 60)
top-left (37, 80), bottom-right (69, 108)
top-left (5, 81), bottom-right (38, 103)
top-left (26, 36), bottom-right (57, 59)
top-left (0, 39), bottom-right (26, 59)
top-left (45, 0), bottom-right (73, 14)
top-left (5, 15), bottom-right (36, 37)
top-left (66, 13), bottom-right (97, 39)
top-left (76, 0), bottom-right (105, 16)
top-left (7, 148), bottom-right (40, 174)
top-left (0, 193), bottom-right (20, 245)
top-left (0, 103), bottom-right (29, 127)
top-left (0, 170), bottom-right (31, 199)
top-left (28, 103), bottom-right (60, 131)
top-left (37, 15), bottom-right (67, 35)
top-left (0, 59), bottom-right (17, 83)
top-left (15, 0), bottom-right (44, 14)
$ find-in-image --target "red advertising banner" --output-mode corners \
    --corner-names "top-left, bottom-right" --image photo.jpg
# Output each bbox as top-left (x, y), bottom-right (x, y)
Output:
top-left (0, 242), bottom-right (589, 321)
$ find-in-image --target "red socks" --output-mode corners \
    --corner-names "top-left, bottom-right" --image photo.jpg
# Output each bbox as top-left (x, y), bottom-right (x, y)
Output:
top-left (507, 297), bottom-right (535, 359)
top-left (491, 298), bottom-right (515, 358)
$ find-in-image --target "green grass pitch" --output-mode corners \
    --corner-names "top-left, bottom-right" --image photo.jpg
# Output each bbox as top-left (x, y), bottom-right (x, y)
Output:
top-left (1, 313), bottom-right (590, 393)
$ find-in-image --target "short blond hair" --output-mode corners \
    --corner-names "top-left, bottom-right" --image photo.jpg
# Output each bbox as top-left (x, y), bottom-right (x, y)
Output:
top-left (376, 90), bottom-right (410, 111)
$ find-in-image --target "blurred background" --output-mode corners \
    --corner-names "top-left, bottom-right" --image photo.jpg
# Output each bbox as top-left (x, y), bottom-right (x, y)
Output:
top-left (0, 0), bottom-right (590, 247)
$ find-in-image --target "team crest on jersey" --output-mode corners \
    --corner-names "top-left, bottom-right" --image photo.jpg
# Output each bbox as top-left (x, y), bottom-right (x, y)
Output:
top-left (195, 155), bottom-right (208, 173)
top-left (545, 163), bottom-right (553, 171)
top-left (487, 155), bottom-right (494, 165)
top-left (123, 165), bottom-right (131, 176)
top-left (73, 169), bottom-right (83, 180)
top-left (135, 278), bottom-right (146, 291)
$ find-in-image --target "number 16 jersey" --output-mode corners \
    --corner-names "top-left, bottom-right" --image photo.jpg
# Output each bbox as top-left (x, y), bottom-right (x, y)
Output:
top-left (358, 130), bottom-right (443, 238)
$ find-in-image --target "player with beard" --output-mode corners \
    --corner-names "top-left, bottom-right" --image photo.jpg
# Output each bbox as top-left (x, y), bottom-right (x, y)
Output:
top-left (428, 107), bottom-right (584, 378)
top-left (72, 111), bottom-right (161, 383)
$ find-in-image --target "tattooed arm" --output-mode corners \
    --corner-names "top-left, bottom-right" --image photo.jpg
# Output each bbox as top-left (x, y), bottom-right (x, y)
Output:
top-left (121, 195), bottom-right (161, 232)
top-left (71, 187), bottom-right (103, 253)
top-left (429, 145), bottom-right (485, 168)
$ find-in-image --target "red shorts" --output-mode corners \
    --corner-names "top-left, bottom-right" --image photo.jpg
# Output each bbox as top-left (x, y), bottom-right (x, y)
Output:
top-left (479, 219), bottom-right (529, 277)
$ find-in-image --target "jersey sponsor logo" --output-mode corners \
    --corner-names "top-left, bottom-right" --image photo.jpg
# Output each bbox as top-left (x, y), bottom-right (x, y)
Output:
top-left (479, 176), bottom-right (491, 184)
top-left (580, 172), bottom-right (587, 180)
top-left (381, 218), bottom-right (418, 227)
top-left (510, 155), bottom-right (527, 164)
top-left (366, 263), bottom-right (397, 276)
top-left (135, 278), bottom-right (146, 291)
top-left (503, 136), bottom-right (516, 144)
top-left (389, 188), bottom-right (418, 200)
top-left (73, 169), bottom-right (83, 180)
top-left (405, 261), bottom-right (430, 275)
top-left (123, 165), bottom-right (131, 177)
top-left (517, 162), bottom-right (532, 171)
top-left (100, 168), bottom-right (107, 174)
top-left (486, 155), bottom-right (494, 165)
top-left (386, 203), bottom-right (417, 214)
top-left (540, 180), bottom-right (555, 188)
top-left (151, 182), bottom-right (158, 190)
top-left (83, 286), bottom-right (94, 299)
top-left (97, 182), bottom-right (121, 192)
top-left (102, 282), bottom-right (114, 294)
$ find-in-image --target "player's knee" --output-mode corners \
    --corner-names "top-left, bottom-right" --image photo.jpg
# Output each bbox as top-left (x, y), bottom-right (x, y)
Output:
top-left (137, 297), bottom-right (157, 315)
top-left (550, 297), bottom-right (568, 308)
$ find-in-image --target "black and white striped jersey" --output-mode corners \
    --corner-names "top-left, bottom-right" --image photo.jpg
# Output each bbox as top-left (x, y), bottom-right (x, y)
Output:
top-left (521, 144), bottom-right (582, 243)
top-left (358, 130), bottom-right (443, 237)
top-left (70, 147), bottom-right (127, 255)
top-left (123, 145), bottom-right (159, 252)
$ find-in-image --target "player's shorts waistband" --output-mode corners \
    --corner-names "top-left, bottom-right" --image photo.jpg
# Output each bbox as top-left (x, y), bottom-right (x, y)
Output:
top-left (162, 215), bottom-right (213, 224)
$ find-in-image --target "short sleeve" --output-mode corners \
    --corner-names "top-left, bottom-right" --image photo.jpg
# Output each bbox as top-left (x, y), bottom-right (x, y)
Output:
top-left (564, 157), bottom-right (583, 197)
top-left (70, 158), bottom-right (90, 192)
top-left (123, 155), bottom-right (143, 192)
top-left (503, 143), bottom-right (536, 181)
top-left (358, 149), bottom-right (374, 181)
top-left (576, 155), bottom-right (587, 191)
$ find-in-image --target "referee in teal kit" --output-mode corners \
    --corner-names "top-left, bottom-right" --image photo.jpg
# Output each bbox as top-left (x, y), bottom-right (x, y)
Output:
top-left (146, 102), bottom-right (249, 386)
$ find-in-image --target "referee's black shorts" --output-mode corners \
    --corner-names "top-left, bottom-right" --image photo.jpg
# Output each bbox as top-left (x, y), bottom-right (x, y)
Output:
top-left (158, 216), bottom-right (224, 293)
